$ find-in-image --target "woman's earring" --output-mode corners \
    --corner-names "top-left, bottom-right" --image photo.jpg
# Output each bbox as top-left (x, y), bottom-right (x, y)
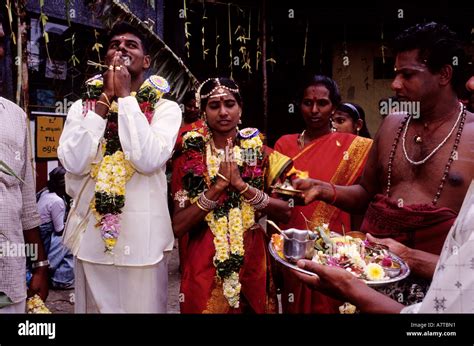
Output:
top-left (356, 128), bottom-right (360, 135)
top-left (330, 118), bottom-right (336, 132)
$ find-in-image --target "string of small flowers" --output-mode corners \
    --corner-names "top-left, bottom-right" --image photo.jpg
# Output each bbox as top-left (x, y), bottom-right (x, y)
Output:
top-left (84, 74), bottom-right (169, 254)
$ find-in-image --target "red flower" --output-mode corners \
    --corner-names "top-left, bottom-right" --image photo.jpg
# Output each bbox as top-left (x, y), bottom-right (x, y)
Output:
top-left (139, 102), bottom-right (154, 124)
top-left (139, 101), bottom-right (152, 112)
top-left (193, 163), bottom-right (206, 175)
top-left (242, 165), bottom-right (263, 179)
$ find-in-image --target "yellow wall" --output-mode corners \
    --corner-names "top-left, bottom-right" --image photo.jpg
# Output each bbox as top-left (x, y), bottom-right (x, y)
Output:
top-left (332, 41), bottom-right (394, 137)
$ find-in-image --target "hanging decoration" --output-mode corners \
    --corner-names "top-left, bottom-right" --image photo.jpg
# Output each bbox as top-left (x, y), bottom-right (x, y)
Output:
top-left (266, 23), bottom-right (277, 71)
top-left (39, 0), bottom-right (51, 62)
top-left (65, 33), bottom-right (80, 66)
top-left (65, 0), bottom-right (72, 26)
top-left (255, 10), bottom-right (261, 71)
top-left (215, 17), bottom-right (220, 69)
top-left (92, 29), bottom-right (103, 67)
top-left (183, 0), bottom-right (191, 58)
top-left (243, 9), bottom-right (252, 73)
top-left (303, 19), bottom-right (309, 66)
top-left (6, 0), bottom-right (16, 44)
top-left (147, 0), bottom-right (155, 10)
top-left (380, 23), bottom-right (387, 64)
top-left (235, 9), bottom-right (251, 74)
top-left (228, 3), bottom-right (234, 78)
top-left (201, 5), bottom-right (209, 60)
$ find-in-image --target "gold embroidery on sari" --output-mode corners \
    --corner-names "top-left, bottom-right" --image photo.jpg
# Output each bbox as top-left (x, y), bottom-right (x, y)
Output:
top-left (310, 137), bottom-right (372, 227)
top-left (202, 280), bottom-right (230, 314)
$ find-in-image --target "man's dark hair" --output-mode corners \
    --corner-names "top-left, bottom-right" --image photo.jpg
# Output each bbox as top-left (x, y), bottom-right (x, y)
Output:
top-left (107, 22), bottom-right (149, 55)
top-left (393, 22), bottom-right (467, 93)
top-left (46, 166), bottom-right (66, 194)
top-left (182, 89), bottom-right (196, 104)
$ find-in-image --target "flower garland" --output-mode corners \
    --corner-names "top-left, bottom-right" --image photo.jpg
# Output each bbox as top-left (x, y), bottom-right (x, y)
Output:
top-left (84, 74), bottom-right (170, 254)
top-left (179, 128), bottom-right (265, 308)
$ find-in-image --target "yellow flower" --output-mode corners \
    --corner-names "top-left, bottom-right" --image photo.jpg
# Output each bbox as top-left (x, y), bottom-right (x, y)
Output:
top-left (88, 79), bottom-right (103, 88)
top-left (365, 263), bottom-right (385, 281)
top-left (242, 208), bottom-right (255, 229)
top-left (182, 131), bottom-right (204, 142)
top-left (110, 101), bottom-right (118, 113)
top-left (233, 146), bottom-right (243, 165)
top-left (105, 238), bottom-right (117, 249)
top-left (240, 136), bottom-right (262, 149)
top-left (90, 164), bottom-right (100, 179)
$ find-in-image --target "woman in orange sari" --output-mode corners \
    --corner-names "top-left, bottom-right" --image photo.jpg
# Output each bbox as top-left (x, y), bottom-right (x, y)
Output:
top-left (274, 75), bottom-right (373, 313)
top-left (171, 78), bottom-right (293, 313)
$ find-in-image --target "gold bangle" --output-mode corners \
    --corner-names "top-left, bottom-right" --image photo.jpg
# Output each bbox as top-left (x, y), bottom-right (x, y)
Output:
top-left (96, 100), bottom-right (110, 109)
top-left (101, 93), bottom-right (111, 106)
top-left (239, 183), bottom-right (250, 195)
top-left (195, 200), bottom-right (210, 212)
top-left (216, 173), bottom-right (230, 183)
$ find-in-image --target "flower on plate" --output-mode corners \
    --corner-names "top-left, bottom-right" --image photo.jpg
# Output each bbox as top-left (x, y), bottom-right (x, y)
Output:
top-left (365, 262), bottom-right (385, 281)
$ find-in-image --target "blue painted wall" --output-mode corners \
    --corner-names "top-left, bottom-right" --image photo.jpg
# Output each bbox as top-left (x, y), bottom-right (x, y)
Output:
top-left (26, 0), bottom-right (164, 38)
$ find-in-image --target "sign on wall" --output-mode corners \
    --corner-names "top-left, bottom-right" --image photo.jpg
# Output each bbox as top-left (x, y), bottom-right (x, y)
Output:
top-left (36, 116), bottom-right (64, 160)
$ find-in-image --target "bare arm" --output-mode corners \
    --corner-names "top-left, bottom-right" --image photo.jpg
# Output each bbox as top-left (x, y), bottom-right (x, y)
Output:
top-left (230, 161), bottom-right (291, 224)
top-left (294, 260), bottom-right (404, 314)
top-left (293, 120), bottom-right (387, 214)
top-left (367, 234), bottom-right (438, 280)
top-left (172, 179), bottom-right (228, 238)
top-left (24, 227), bottom-right (49, 301)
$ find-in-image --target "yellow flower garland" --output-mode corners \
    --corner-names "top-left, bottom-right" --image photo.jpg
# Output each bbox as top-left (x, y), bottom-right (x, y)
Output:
top-left (202, 136), bottom-right (261, 308)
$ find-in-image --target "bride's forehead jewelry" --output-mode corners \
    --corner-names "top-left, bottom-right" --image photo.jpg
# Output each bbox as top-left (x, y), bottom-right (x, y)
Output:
top-left (195, 78), bottom-right (239, 108)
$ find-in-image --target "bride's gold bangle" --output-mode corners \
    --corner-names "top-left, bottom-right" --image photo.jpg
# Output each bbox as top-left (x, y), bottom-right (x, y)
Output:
top-left (216, 173), bottom-right (230, 183)
top-left (239, 183), bottom-right (250, 195)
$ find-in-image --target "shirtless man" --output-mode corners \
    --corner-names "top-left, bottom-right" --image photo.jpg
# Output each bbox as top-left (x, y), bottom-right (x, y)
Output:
top-left (291, 75), bottom-right (474, 314)
top-left (293, 23), bottom-right (474, 301)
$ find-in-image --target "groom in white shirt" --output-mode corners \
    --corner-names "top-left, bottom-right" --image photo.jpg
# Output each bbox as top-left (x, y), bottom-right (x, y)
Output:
top-left (58, 22), bottom-right (181, 312)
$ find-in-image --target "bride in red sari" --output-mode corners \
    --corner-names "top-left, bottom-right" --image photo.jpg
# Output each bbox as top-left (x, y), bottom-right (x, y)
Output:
top-left (274, 75), bottom-right (373, 313)
top-left (171, 78), bottom-right (293, 313)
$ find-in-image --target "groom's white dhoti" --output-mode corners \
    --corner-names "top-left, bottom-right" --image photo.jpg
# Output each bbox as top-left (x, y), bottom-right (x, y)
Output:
top-left (75, 253), bottom-right (170, 313)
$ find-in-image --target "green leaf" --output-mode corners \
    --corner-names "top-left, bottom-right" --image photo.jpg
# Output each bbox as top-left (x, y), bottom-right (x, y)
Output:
top-left (0, 160), bottom-right (25, 184)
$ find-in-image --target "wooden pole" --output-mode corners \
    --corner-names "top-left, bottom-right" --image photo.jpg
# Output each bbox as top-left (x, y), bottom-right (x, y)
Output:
top-left (261, 0), bottom-right (268, 140)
